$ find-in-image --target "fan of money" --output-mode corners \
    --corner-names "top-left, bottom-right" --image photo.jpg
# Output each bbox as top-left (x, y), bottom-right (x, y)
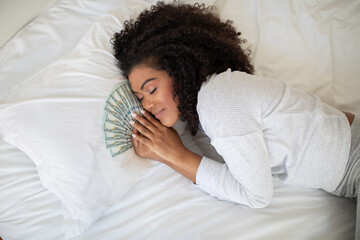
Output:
top-left (103, 81), bottom-right (143, 157)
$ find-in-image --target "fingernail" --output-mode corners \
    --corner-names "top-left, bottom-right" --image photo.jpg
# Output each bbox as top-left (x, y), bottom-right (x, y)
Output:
top-left (140, 109), bottom-right (145, 114)
top-left (129, 120), bottom-right (135, 125)
top-left (132, 134), bottom-right (136, 138)
top-left (131, 112), bottom-right (137, 118)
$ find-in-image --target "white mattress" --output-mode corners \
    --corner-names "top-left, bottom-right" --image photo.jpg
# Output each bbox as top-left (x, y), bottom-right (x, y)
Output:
top-left (0, 0), bottom-right (358, 239)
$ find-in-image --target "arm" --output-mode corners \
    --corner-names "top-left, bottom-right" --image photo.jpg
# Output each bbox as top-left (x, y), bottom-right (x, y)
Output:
top-left (196, 132), bottom-right (273, 208)
top-left (160, 149), bottom-right (202, 184)
top-left (192, 70), bottom-right (278, 207)
top-left (131, 111), bottom-right (273, 208)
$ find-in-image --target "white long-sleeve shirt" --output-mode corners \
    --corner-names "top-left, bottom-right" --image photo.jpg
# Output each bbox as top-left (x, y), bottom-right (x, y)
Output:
top-left (195, 69), bottom-right (351, 208)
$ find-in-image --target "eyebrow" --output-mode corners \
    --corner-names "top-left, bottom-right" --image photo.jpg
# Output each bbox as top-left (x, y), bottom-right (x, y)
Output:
top-left (133, 78), bottom-right (156, 94)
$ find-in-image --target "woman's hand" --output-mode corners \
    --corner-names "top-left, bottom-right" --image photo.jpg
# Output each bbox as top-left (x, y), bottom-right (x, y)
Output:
top-left (131, 128), bottom-right (164, 162)
top-left (130, 110), bottom-right (186, 164)
top-left (130, 110), bottom-right (202, 183)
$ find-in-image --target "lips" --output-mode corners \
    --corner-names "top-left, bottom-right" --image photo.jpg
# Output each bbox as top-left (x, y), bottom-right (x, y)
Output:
top-left (153, 109), bottom-right (165, 119)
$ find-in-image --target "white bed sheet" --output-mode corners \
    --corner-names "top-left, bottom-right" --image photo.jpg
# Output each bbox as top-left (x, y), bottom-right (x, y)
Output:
top-left (0, 0), bottom-right (358, 239)
top-left (0, 131), bottom-right (356, 240)
top-left (0, 0), bottom-right (57, 48)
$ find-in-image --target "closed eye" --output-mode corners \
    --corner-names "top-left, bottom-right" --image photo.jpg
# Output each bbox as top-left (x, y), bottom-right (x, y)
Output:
top-left (150, 88), bottom-right (157, 94)
top-left (136, 88), bottom-right (156, 101)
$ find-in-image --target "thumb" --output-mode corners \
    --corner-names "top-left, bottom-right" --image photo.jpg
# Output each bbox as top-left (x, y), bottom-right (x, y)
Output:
top-left (132, 128), bottom-right (139, 147)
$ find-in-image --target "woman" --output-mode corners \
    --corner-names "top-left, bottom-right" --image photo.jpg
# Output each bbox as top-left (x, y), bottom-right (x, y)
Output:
top-left (112, 1), bottom-right (359, 237)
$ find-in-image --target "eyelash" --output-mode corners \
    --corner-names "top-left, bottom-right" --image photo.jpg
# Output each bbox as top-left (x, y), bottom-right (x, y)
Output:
top-left (138, 88), bottom-right (156, 101)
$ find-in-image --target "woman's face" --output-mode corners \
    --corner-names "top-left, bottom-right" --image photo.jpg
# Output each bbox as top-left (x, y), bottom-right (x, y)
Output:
top-left (128, 64), bottom-right (180, 127)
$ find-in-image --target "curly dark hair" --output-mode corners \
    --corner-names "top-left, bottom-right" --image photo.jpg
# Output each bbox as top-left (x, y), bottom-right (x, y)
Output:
top-left (111, 1), bottom-right (254, 135)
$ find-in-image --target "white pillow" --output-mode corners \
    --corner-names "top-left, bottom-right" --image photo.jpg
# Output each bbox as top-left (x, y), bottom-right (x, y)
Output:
top-left (0, 1), bottom-right (159, 238)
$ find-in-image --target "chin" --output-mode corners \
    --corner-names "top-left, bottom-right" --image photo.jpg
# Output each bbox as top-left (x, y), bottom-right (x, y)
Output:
top-left (160, 116), bottom-right (178, 127)
top-left (160, 120), bottom-right (174, 127)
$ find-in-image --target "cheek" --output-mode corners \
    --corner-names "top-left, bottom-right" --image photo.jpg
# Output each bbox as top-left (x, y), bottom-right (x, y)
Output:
top-left (162, 91), bottom-right (178, 110)
top-left (159, 90), bottom-right (179, 127)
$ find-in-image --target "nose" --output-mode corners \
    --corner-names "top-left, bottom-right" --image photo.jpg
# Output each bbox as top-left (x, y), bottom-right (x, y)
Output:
top-left (141, 97), bottom-right (155, 112)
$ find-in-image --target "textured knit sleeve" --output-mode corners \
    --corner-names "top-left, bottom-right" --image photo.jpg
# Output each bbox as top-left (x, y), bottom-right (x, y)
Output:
top-left (195, 132), bottom-right (273, 208)
top-left (195, 69), bottom-right (281, 208)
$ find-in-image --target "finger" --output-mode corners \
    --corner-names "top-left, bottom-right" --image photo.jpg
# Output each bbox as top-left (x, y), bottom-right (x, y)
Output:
top-left (131, 112), bottom-right (157, 132)
top-left (132, 127), bottom-right (139, 139)
top-left (131, 131), bottom-right (152, 147)
top-left (133, 127), bottom-right (148, 139)
top-left (130, 119), bottom-right (153, 139)
top-left (132, 137), bottom-right (138, 149)
top-left (132, 127), bottom-right (138, 134)
top-left (141, 109), bottom-right (163, 128)
top-left (132, 128), bottom-right (139, 148)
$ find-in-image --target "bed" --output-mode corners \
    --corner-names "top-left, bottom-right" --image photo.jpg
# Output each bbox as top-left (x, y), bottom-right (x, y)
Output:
top-left (0, 0), bottom-right (359, 239)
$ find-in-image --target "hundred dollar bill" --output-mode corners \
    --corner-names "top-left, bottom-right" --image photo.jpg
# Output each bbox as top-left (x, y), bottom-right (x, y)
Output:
top-left (103, 81), bottom-right (143, 157)
top-left (105, 139), bottom-right (132, 148)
